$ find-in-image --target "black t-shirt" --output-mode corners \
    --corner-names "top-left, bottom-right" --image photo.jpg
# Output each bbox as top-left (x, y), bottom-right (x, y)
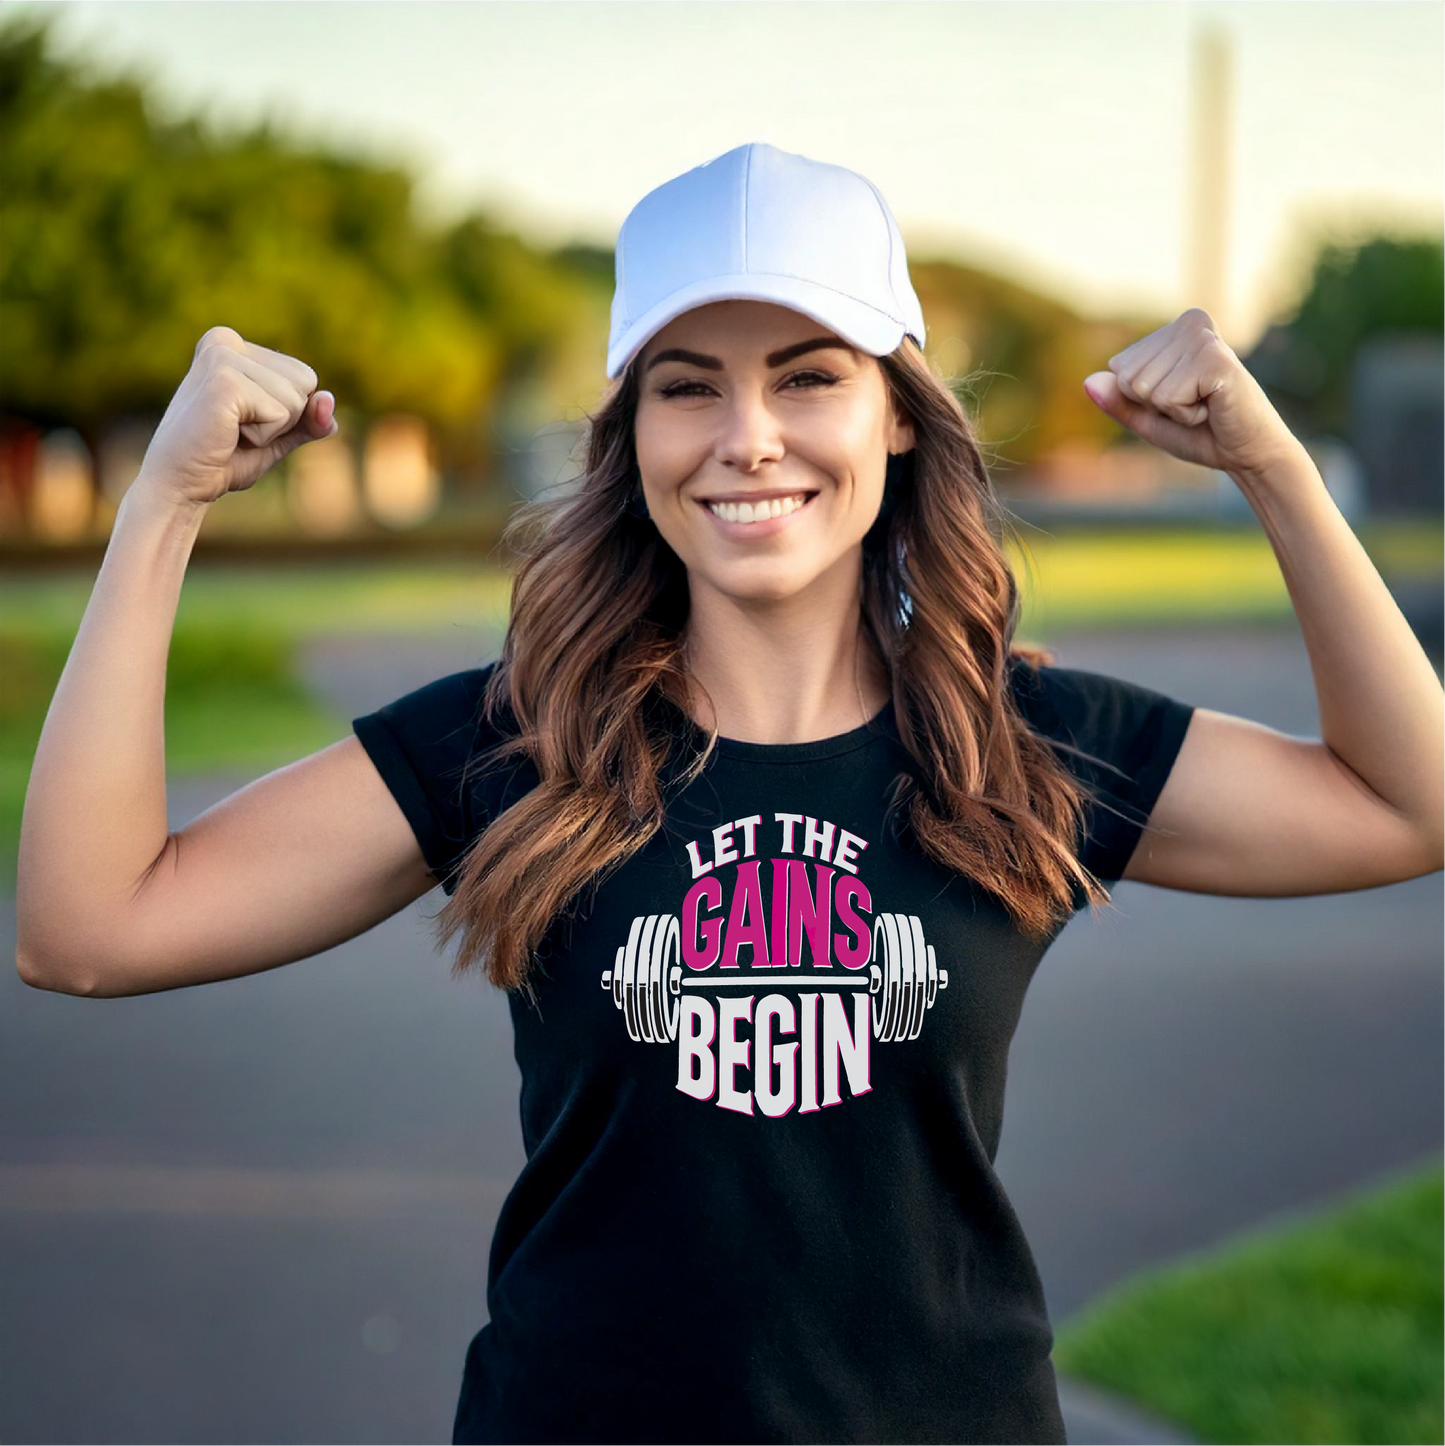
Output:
top-left (352, 656), bottom-right (1195, 1446)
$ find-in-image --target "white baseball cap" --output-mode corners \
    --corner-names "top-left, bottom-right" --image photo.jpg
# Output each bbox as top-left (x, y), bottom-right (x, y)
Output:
top-left (606, 141), bottom-right (927, 382)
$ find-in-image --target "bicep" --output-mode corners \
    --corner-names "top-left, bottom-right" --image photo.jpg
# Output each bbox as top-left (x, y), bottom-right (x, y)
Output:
top-left (1123, 707), bottom-right (1437, 894)
top-left (91, 735), bottom-right (439, 996)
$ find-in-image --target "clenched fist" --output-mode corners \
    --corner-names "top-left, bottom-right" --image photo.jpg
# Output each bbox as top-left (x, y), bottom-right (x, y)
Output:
top-left (1082, 307), bottom-right (1303, 480)
top-left (135, 326), bottom-right (339, 507)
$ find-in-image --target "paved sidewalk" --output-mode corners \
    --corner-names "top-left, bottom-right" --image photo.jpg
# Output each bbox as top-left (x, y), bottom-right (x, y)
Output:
top-left (1057, 1374), bottom-right (1198, 1444)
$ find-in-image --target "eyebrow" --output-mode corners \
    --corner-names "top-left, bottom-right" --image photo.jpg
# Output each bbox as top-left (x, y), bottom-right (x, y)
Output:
top-left (643, 337), bottom-right (858, 374)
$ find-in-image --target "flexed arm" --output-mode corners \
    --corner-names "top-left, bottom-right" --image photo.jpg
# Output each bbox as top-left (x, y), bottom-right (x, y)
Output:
top-left (16, 329), bottom-right (441, 997)
top-left (1082, 308), bottom-right (1443, 895)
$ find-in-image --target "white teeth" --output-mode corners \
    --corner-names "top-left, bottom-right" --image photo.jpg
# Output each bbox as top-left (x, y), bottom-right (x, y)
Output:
top-left (705, 492), bottom-right (813, 523)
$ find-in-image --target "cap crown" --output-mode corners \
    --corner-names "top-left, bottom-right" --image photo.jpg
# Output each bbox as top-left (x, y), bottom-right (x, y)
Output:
top-left (607, 142), bottom-right (926, 379)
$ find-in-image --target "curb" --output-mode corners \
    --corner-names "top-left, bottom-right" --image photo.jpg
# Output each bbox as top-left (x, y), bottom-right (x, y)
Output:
top-left (1056, 1373), bottom-right (1198, 1445)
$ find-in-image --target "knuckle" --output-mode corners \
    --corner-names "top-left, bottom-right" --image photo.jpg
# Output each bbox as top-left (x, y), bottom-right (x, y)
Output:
top-left (195, 325), bottom-right (242, 357)
top-left (201, 357), bottom-right (240, 398)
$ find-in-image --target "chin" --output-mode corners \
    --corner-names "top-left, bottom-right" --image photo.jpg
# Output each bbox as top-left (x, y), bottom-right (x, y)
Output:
top-left (701, 563), bottom-right (819, 605)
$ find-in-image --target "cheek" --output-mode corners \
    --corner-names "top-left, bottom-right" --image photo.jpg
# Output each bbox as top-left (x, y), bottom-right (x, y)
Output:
top-left (826, 453), bottom-right (886, 513)
top-left (636, 429), bottom-right (703, 492)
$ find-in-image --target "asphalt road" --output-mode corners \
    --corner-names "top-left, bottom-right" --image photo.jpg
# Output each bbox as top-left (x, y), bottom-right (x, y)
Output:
top-left (2, 621), bottom-right (1439, 1444)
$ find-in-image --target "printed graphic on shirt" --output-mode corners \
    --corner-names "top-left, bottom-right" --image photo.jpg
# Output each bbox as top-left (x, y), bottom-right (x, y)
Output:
top-left (599, 811), bottom-right (948, 1115)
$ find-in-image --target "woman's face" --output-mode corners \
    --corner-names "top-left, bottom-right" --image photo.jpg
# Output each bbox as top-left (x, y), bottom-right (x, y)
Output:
top-left (633, 300), bottom-right (914, 604)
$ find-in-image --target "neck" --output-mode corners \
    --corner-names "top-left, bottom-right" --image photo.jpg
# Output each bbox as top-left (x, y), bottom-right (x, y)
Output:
top-left (680, 572), bottom-right (891, 746)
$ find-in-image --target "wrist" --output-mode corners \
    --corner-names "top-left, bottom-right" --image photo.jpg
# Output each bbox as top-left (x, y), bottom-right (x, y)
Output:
top-left (1226, 438), bottom-right (1320, 493)
top-left (120, 474), bottom-right (210, 530)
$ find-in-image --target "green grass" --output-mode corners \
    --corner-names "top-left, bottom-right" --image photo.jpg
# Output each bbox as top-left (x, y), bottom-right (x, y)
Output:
top-left (1007, 519), bottom-right (1442, 631)
top-left (0, 559), bottom-right (515, 639)
top-left (1052, 1157), bottom-right (1445, 1445)
top-left (1011, 529), bottom-right (1297, 629)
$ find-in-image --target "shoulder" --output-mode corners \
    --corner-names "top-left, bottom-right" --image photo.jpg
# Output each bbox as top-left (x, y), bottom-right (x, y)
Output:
top-left (1006, 650), bottom-right (1197, 888)
top-left (350, 658), bottom-right (523, 813)
top-left (1008, 652), bottom-right (1193, 759)
top-left (349, 659), bottom-right (527, 895)
top-left (353, 659), bottom-right (508, 745)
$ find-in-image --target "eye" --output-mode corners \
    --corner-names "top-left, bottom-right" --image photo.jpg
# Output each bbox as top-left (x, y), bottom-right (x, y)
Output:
top-left (657, 370), bottom-right (839, 399)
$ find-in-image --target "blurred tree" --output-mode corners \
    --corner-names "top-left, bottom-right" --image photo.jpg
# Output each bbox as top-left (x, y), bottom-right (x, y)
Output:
top-left (0, 12), bottom-right (598, 486)
top-left (1245, 233), bottom-right (1444, 438)
top-left (4, 8), bottom-right (1435, 506)
top-left (908, 255), bottom-right (1164, 472)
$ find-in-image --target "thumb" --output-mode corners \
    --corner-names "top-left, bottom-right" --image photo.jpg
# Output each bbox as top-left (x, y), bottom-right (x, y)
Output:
top-left (253, 391), bottom-right (339, 473)
top-left (1083, 371), bottom-right (1125, 417)
top-left (308, 390), bottom-right (337, 437)
top-left (1083, 370), bottom-right (1158, 435)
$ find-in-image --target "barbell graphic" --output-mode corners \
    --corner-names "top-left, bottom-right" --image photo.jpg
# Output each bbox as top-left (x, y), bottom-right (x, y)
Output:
top-left (600, 911), bottom-right (948, 1046)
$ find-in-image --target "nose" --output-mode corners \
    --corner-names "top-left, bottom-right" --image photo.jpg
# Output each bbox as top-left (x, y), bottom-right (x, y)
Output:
top-left (711, 388), bottom-right (786, 473)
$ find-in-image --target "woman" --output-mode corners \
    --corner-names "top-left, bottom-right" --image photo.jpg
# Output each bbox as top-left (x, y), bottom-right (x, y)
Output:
top-left (17, 142), bottom-right (1442, 1446)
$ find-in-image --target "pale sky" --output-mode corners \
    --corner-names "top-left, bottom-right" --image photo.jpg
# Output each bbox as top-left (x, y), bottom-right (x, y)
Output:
top-left (14, 0), bottom-right (1445, 346)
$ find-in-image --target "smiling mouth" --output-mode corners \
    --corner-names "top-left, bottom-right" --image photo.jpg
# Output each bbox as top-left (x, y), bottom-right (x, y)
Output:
top-left (699, 490), bottom-right (819, 524)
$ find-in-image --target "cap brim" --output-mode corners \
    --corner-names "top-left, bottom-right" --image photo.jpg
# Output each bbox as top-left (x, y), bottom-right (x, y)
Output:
top-left (607, 272), bottom-right (913, 380)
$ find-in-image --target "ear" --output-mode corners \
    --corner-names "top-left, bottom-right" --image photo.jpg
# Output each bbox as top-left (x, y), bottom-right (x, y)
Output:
top-left (887, 408), bottom-right (917, 457)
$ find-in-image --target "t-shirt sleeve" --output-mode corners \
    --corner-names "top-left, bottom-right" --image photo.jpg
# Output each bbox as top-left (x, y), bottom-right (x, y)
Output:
top-left (351, 664), bottom-right (499, 896)
top-left (1010, 658), bottom-right (1196, 888)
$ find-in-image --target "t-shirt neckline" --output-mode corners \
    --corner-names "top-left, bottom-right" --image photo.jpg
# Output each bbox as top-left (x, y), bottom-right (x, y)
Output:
top-left (684, 696), bottom-right (898, 763)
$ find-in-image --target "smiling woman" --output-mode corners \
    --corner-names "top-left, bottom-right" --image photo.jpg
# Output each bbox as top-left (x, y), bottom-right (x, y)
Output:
top-left (338, 141), bottom-right (1208, 1446)
top-left (337, 139), bottom-right (1444, 1446)
top-left (24, 133), bottom-right (1430, 1446)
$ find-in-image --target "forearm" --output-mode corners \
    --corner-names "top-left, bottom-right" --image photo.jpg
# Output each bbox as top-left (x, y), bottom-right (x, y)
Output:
top-left (16, 477), bottom-right (208, 977)
top-left (1230, 441), bottom-right (1444, 852)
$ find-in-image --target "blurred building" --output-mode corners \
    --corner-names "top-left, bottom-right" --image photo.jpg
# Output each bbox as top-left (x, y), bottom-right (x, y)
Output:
top-left (1348, 333), bottom-right (1444, 516)
top-left (361, 414), bottom-right (442, 529)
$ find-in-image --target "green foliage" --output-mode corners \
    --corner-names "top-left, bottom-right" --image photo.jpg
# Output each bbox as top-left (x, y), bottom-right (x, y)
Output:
top-left (0, 10), bottom-right (597, 443)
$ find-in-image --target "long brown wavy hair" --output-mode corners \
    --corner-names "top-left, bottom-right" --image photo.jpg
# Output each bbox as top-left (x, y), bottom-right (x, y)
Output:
top-left (434, 335), bottom-right (1118, 998)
